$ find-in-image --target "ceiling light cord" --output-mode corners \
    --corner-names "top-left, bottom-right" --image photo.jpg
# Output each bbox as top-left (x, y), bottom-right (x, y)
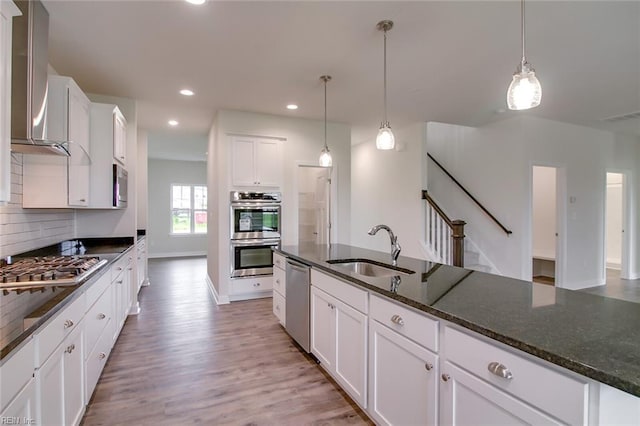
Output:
top-left (383, 29), bottom-right (388, 125)
top-left (520, 0), bottom-right (526, 66)
top-left (324, 77), bottom-right (328, 151)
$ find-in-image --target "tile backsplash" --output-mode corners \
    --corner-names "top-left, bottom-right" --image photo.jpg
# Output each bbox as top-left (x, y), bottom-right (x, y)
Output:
top-left (0, 153), bottom-right (74, 349)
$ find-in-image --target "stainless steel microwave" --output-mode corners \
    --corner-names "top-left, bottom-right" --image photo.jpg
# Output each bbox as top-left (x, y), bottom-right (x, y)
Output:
top-left (113, 164), bottom-right (128, 208)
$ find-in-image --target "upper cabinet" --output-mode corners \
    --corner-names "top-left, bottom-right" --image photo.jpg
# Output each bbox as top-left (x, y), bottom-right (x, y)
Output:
top-left (113, 108), bottom-right (126, 166)
top-left (22, 75), bottom-right (91, 208)
top-left (231, 136), bottom-right (282, 188)
top-left (0, 0), bottom-right (20, 205)
top-left (88, 103), bottom-right (126, 208)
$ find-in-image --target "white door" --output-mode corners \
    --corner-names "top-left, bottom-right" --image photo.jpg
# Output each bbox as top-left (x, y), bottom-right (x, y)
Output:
top-left (0, 380), bottom-right (36, 421)
top-left (605, 172), bottom-right (630, 279)
top-left (38, 349), bottom-right (65, 426)
top-left (232, 137), bottom-right (257, 186)
top-left (369, 320), bottom-right (438, 426)
top-left (310, 286), bottom-right (336, 370)
top-left (254, 140), bottom-right (281, 186)
top-left (440, 362), bottom-right (560, 425)
top-left (297, 165), bottom-right (332, 245)
top-left (67, 86), bottom-right (90, 206)
top-left (335, 300), bottom-right (367, 408)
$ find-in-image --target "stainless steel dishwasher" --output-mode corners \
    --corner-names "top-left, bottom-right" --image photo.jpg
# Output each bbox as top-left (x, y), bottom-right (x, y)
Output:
top-left (285, 258), bottom-right (311, 352)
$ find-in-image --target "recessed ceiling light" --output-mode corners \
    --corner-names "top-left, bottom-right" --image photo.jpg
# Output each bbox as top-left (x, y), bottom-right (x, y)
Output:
top-left (185, 0), bottom-right (206, 5)
top-left (180, 89), bottom-right (194, 96)
top-left (168, 120), bottom-right (179, 126)
top-left (286, 104), bottom-right (298, 110)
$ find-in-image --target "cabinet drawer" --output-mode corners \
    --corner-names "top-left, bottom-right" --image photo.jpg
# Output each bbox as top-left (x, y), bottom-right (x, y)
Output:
top-left (85, 287), bottom-right (113, 358)
top-left (230, 276), bottom-right (273, 295)
top-left (0, 338), bottom-right (35, 411)
top-left (444, 326), bottom-right (588, 425)
top-left (111, 253), bottom-right (133, 281)
top-left (85, 271), bottom-right (110, 309)
top-left (273, 265), bottom-right (286, 296)
top-left (85, 319), bottom-right (114, 401)
top-left (273, 252), bottom-right (286, 270)
top-left (36, 293), bottom-right (86, 367)
top-left (370, 295), bottom-right (438, 352)
top-left (272, 289), bottom-right (285, 326)
top-left (311, 269), bottom-right (368, 314)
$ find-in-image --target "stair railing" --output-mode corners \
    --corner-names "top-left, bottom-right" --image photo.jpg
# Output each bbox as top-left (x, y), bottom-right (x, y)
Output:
top-left (422, 190), bottom-right (466, 267)
top-left (427, 153), bottom-right (512, 235)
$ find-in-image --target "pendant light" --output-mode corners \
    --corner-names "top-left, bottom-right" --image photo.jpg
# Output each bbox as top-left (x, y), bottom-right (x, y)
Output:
top-left (376, 20), bottom-right (395, 150)
top-left (319, 75), bottom-right (333, 167)
top-left (506, 0), bottom-right (542, 110)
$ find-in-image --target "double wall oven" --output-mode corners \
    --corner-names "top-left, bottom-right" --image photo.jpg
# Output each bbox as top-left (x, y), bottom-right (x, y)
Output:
top-left (230, 191), bottom-right (281, 278)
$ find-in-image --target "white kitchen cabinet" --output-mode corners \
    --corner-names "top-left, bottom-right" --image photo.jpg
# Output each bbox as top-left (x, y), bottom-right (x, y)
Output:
top-left (0, 379), bottom-right (36, 423)
top-left (369, 319), bottom-right (438, 426)
top-left (0, 0), bottom-right (19, 204)
top-left (136, 237), bottom-right (149, 291)
top-left (231, 136), bottom-right (282, 187)
top-left (441, 326), bottom-right (589, 425)
top-left (310, 271), bottom-right (368, 409)
top-left (22, 76), bottom-right (91, 208)
top-left (37, 323), bottom-right (84, 426)
top-left (229, 275), bottom-right (273, 301)
top-left (272, 253), bottom-right (286, 326)
top-left (88, 103), bottom-right (126, 208)
top-left (112, 254), bottom-right (133, 339)
top-left (0, 338), bottom-right (35, 414)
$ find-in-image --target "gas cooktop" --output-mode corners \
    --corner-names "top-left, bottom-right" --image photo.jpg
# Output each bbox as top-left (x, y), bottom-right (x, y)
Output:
top-left (0, 255), bottom-right (107, 293)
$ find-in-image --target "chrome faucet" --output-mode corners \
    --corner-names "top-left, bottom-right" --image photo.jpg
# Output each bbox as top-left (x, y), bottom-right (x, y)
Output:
top-left (368, 224), bottom-right (401, 266)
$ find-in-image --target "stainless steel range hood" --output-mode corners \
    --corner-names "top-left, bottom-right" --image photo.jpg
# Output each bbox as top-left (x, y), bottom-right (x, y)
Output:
top-left (11, 0), bottom-right (69, 156)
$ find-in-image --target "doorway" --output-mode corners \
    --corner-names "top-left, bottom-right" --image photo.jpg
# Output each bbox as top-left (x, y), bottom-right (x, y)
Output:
top-left (297, 166), bottom-right (331, 245)
top-left (605, 172), bottom-right (624, 279)
top-left (532, 166), bottom-right (558, 286)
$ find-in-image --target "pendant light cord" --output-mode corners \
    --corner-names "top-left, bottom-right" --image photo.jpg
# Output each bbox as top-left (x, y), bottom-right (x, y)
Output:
top-left (521, 0), bottom-right (526, 65)
top-left (383, 29), bottom-right (388, 124)
top-left (324, 78), bottom-right (328, 150)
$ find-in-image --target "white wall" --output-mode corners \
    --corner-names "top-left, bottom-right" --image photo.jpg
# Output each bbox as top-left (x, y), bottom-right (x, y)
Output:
top-left (350, 123), bottom-right (427, 259)
top-left (136, 129), bottom-right (148, 231)
top-left (427, 116), bottom-right (640, 289)
top-left (75, 94), bottom-right (137, 238)
top-left (147, 158), bottom-right (207, 257)
top-left (207, 110), bottom-right (351, 302)
top-left (532, 166), bottom-right (557, 260)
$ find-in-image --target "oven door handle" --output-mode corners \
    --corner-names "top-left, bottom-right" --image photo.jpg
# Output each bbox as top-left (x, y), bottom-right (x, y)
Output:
top-left (231, 204), bottom-right (281, 209)
top-left (231, 239), bottom-right (280, 246)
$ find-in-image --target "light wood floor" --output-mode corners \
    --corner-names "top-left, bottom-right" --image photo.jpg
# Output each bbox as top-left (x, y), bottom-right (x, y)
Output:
top-left (81, 257), bottom-right (371, 425)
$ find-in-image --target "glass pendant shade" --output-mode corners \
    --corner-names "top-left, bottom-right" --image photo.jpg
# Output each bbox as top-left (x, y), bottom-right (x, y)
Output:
top-left (319, 147), bottom-right (332, 167)
top-left (376, 123), bottom-right (395, 150)
top-left (507, 62), bottom-right (542, 110)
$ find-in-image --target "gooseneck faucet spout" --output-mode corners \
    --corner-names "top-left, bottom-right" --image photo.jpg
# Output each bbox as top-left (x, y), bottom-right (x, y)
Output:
top-left (368, 224), bottom-right (401, 266)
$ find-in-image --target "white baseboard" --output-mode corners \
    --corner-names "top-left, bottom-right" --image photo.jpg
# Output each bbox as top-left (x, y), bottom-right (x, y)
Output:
top-left (229, 292), bottom-right (272, 302)
top-left (148, 251), bottom-right (206, 259)
top-left (560, 277), bottom-right (606, 290)
top-left (206, 274), bottom-right (230, 305)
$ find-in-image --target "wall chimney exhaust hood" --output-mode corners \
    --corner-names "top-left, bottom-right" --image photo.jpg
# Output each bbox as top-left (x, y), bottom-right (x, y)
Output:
top-left (11, 0), bottom-right (69, 156)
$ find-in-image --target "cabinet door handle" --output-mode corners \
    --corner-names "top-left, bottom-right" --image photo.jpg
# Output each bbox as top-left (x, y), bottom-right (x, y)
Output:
top-left (253, 282), bottom-right (261, 287)
top-left (390, 314), bottom-right (404, 326)
top-left (424, 362), bottom-right (433, 371)
top-left (487, 362), bottom-right (513, 380)
top-left (64, 319), bottom-right (74, 329)
top-left (99, 352), bottom-right (106, 360)
top-left (116, 280), bottom-right (123, 284)
top-left (79, 199), bottom-right (86, 202)
top-left (65, 344), bottom-right (75, 354)
top-left (275, 279), bottom-right (280, 284)
top-left (98, 313), bottom-right (106, 320)
top-left (441, 374), bottom-right (450, 382)
top-left (275, 305), bottom-right (280, 311)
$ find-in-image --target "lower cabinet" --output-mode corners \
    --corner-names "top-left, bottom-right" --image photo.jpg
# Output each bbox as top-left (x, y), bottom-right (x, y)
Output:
top-left (440, 361), bottom-right (560, 425)
top-left (37, 323), bottom-right (84, 426)
top-left (310, 284), bottom-right (367, 409)
top-left (368, 320), bottom-right (438, 426)
top-left (0, 379), bottom-right (36, 422)
top-left (229, 275), bottom-right (273, 301)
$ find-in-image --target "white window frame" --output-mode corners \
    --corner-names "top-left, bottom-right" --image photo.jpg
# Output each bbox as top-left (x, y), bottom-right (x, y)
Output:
top-left (170, 184), bottom-right (207, 235)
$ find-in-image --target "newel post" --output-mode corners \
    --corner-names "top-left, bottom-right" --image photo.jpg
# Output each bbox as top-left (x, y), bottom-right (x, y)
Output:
top-left (451, 220), bottom-right (466, 267)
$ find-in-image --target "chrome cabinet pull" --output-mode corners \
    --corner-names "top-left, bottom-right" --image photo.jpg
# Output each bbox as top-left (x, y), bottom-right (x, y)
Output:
top-left (425, 363), bottom-right (433, 371)
top-left (64, 319), bottom-right (74, 329)
top-left (99, 352), bottom-right (106, 360)
top-left (488, 362), bottom-right (513, 380)
top-left (65, 344), bottom-right (75, 354)
top-left (390, 314), bottom-right (404, 326)
top-left (253, 282), bottom-right (261, 287)
top-left (98, 313), bottom-right (106, 320)
top-left (441, 374), bottom-right (450, 382)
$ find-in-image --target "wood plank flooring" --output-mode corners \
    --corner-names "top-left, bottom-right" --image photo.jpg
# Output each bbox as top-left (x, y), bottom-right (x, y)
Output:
top-left (81, 257), bottom-right (371, 425)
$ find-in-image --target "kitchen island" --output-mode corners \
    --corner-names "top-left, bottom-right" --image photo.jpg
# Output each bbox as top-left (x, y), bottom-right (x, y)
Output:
top-left (276, 243), bottom-right (640, 425)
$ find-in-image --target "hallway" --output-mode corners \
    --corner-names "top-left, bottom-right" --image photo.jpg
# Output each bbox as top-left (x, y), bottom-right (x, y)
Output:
top-left (81, 257), bottom-right (369, 425)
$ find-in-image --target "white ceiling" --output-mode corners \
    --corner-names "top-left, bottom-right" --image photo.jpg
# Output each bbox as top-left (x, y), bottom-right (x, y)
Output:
top-left (43, 0), bottom-right (640, 145)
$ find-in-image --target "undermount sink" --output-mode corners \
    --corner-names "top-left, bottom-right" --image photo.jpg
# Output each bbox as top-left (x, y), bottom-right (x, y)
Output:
top-left (327, 258), bottom-right (415, 278)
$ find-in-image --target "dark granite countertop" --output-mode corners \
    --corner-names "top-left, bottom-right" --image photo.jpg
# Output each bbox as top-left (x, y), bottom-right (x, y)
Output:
top-left (0, 237), bottom-right (136, 364)
top-left (276, 244), bottom-right (640, 398)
